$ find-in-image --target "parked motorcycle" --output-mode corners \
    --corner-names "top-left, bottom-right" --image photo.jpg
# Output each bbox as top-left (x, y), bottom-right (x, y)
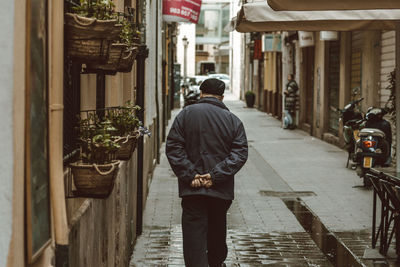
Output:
top-left (339, 98), bottom-right (392, 186)
top-left (184, 90), bottom-right (200, 107)
top-left (354, 107), bottom-right (391, 186)
top-left (339, 97), bottom-right (364, 168)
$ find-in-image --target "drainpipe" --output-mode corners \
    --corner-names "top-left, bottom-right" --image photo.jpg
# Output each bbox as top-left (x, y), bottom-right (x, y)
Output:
top-left (396, 21), bottom-right (400, 173)
top-left (162, 59), bottom-right (167, 142)
top-left (50, 1), bottom-right (69, 266)
top-left (155, 0), bottom-right (161, 164)
top-left (136, 45), bottom-right (149, 236)
top-left (169, 25), bottom-right (175, 115)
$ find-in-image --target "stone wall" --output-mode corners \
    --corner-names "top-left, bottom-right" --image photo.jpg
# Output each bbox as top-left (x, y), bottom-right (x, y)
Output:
top-left (67, 152), bottom-right (138, 267)
top-left (66, 116), bottom-right (161, 267)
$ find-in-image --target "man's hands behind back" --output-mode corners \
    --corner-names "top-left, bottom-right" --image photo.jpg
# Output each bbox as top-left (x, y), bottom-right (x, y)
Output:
top-left (190, 173), bottom-right (213, 189)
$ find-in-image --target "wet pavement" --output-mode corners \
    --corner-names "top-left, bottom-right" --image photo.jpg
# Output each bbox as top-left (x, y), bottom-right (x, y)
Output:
top-left (129, 93), bottom-right (393, 266)
top-left (130, 225), bottom-right (332, 266)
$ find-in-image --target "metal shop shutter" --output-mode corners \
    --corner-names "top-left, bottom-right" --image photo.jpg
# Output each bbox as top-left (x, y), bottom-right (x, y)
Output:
top-left (350, 31), bottom-right (363, 102)
top-left (380, 30), bottom-right (395, 108)
top-left (328, 40), bottom-right (340, 135)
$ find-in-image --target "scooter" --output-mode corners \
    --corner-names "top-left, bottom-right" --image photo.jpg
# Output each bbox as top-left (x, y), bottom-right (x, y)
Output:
top-left (339, 98), bottom-right (364, 168)
top-left (354, 107), bottom-right (391, 186)
top-left (184, 90), bottom-right (200, 107)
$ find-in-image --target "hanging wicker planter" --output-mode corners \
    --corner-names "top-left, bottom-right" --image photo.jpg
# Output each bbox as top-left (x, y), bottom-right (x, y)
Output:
top-left (70, 160), bottom-right (120, 198)
top-left (132, 36), bottom-right (141, 45)
top-left (117, 46), bottom-right (139, 73)
top-left (116, 131), bottom-right (140, 160)
top-left (84, 44), bottom-right (139, 75)
top-left (65, 13), bottom-right (122, 63)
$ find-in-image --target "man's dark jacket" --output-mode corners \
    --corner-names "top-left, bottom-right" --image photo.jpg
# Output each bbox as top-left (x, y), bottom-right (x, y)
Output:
top-left (166, 97), bottom-right (248, 200)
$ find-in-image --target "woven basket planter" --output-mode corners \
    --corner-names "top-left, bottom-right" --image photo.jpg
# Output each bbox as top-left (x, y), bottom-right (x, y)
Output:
top-left (70, 160), bottom-right (120, 198)
top-left (116, 132), bottom-right (140, 160)
top-left (65, 13), bottom-right (122, 63)
top-left (85, 44), bottom-right (139, 74)
top-left (117, 46), bottom-right (139, 73)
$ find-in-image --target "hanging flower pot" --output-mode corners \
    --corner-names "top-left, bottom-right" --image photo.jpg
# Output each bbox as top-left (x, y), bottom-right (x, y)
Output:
top-left (65, 13), bottom-right (122, 63)
top-left (132, 36), bottom-right (141, 45)
top-left (115, 131), bottom-right (140, 160)
top-left (70, 160), bottom-right (120, 198)
top-left (71, 113), bottom-right (121, 198)
top-left (84, 44), bottom-right (139, 75)
top-left (116, 46), bottom-right (139, 73)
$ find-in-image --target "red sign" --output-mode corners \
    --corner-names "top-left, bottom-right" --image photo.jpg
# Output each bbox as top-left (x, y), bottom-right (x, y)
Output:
top-left (254, 39), bottom-right (262, 60)
top-left (163, 0), bottom-right (202, 24)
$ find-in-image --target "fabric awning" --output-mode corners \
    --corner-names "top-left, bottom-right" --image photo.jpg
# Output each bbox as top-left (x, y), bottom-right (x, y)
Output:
top-left (267, 0), bottom-right (400, 11)
top-left (234, 0), bottom-right (400, 32)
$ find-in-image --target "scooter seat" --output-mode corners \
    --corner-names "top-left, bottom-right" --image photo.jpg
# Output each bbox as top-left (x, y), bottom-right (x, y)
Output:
top-left (359, 128), bottom-right (386, 138)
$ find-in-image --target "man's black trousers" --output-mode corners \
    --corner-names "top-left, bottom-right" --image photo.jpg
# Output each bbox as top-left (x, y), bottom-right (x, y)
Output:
top-left (181, 195), bottom-right (232, 267)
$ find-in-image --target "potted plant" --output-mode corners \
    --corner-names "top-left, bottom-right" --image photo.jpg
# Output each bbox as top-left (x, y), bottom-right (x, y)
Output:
top-left (115, 19), bottom-right (141, 72)
top-left (245, 91), bottom-right (255, 108)
top-left (65, 0), bottom-right (122, 63)
top-left (107, 102), bottom-right (141, 160)
top-left (70, 114), bottom-right (121, 198)
top-left (84, 19), bottom-right (140, 74)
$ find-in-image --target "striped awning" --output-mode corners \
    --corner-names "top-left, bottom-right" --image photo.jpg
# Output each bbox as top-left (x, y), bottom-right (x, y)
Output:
top-left (267, 0), bottom-right (400, 11)
top-left (234, 0), bottom-right (400, 32)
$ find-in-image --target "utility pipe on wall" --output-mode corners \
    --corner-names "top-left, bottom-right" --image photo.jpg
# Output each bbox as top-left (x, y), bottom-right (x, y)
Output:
top-left (49, 0), bottom-right (69, 266)
top-left (136, 45), bottom-right (149, 236)
top-left (396, 21), bottom-right (400, 173)
top-left (155, 0), bottom-right (161, 164)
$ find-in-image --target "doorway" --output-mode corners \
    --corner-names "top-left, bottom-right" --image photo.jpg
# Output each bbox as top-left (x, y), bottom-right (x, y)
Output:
top-left (327, 40), bottom-right (341, 136)
top-left (300, 46), bottom-right (315, 133)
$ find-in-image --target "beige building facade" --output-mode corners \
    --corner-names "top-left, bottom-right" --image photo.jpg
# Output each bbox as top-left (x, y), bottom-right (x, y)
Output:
top-left (243, 30), bottom-right (394, 147)
top-left (4, 0), bottom-right (177, 266)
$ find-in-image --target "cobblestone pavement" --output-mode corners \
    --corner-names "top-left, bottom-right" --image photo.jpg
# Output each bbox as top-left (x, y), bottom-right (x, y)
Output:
top-left (130, 93), bottom-right (381, 266)
top-left (131, 226), bottom-right (331, 266)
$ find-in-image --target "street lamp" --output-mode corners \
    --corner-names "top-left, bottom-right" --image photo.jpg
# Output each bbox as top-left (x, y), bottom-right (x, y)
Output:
top-left (213, 46), bottom-right (219, 73)
top-left (182, 36), bottom-right (189, 88)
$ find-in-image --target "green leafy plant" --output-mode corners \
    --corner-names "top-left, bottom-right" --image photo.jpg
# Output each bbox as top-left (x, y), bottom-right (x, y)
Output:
top-left (77, 102), bottom-right (141, 163)
top-left (78, 114), bottom-right (120, 164)
top-left (72, 0), bottom-right (116, 20)
top-left (245, 90), bottom-right (255, 97)
top-left (119, 19), bottom-right (141, 45)
top-left (107, 101), bottom-right (141, 136)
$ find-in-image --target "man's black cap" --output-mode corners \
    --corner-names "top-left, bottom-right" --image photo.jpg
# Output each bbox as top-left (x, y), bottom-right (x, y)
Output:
top-left (200, 78), bottom-right (225, 96)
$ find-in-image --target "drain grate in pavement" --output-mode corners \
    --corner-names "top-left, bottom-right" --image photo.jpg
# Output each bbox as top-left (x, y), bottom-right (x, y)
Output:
top-left (259, 190), bottom-right (316, 198)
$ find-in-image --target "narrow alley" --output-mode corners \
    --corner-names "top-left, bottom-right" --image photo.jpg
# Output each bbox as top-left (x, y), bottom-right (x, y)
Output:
top-left (129, 93), bottom-right (379, 267)
top-left (5, 1), bottom-right (400, 266)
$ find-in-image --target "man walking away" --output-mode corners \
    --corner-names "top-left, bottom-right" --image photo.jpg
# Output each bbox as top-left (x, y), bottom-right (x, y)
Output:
top-left (166, 78), bottom-right (248, 267)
